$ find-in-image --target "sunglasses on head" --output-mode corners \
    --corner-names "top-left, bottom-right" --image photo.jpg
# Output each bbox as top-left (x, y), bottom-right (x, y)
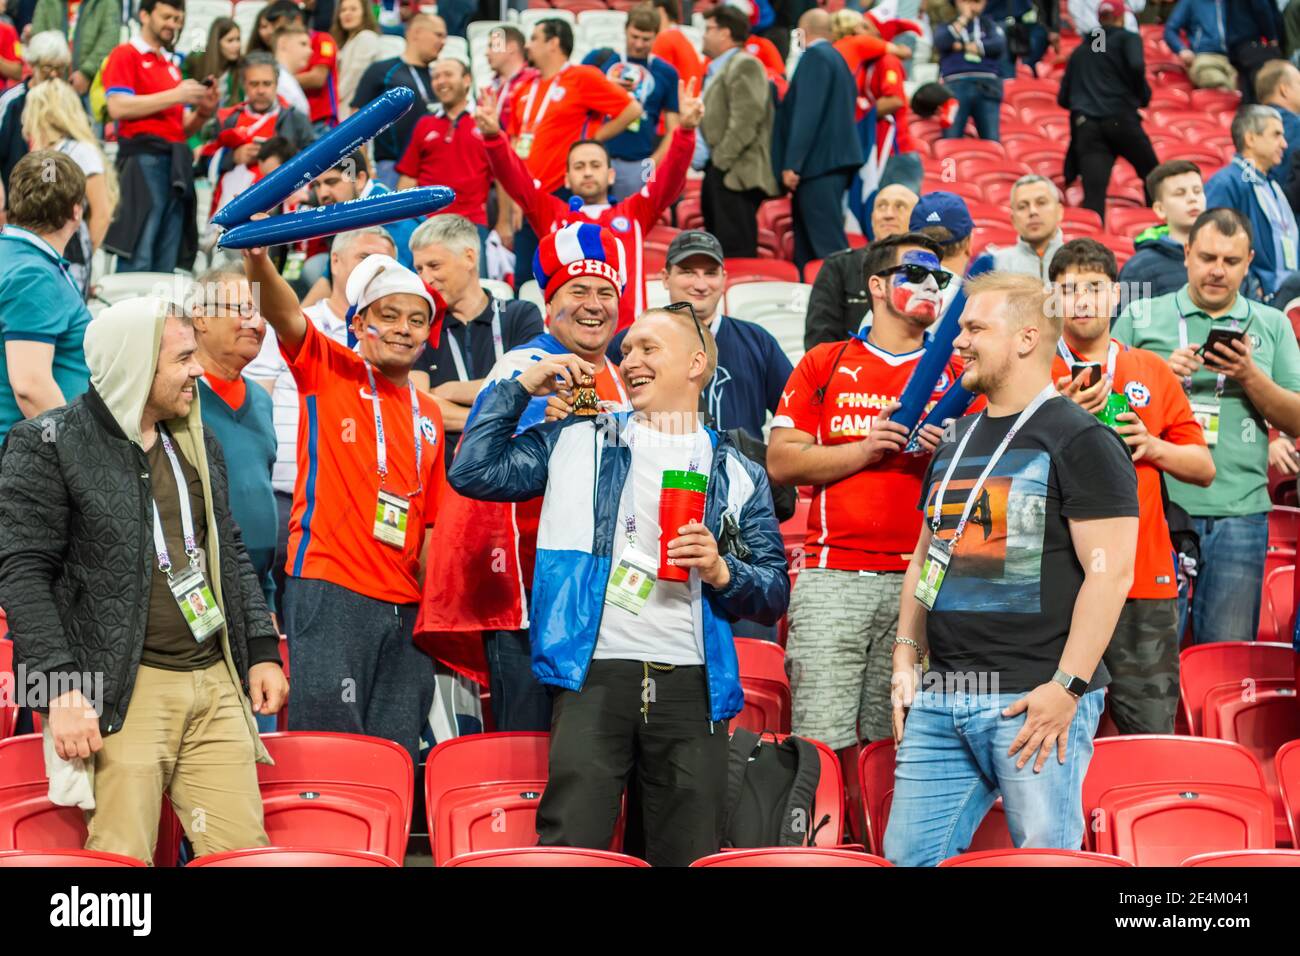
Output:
top-left (876, 263), bottom-right (953, 290)
top-left (664, 300), bottom-right (709, 353)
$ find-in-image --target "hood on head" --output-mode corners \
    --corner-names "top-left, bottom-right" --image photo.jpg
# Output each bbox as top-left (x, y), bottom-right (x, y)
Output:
top-left (84, 295), bottom-right (200, 447)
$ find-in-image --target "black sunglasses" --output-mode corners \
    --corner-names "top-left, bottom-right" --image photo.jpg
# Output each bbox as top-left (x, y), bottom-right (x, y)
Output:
top-left (664, 300), bottom-right (709, 353)
top-left (876, 263), bottom-right (953, 290)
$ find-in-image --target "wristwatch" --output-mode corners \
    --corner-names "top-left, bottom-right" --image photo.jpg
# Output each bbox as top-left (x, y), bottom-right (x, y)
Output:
top-left (1052, 669), bottom-right (1088, 699)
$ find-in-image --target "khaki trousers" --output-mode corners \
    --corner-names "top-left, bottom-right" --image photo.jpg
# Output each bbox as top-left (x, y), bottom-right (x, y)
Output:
top-left (85, 661), bottom-right (267, 864)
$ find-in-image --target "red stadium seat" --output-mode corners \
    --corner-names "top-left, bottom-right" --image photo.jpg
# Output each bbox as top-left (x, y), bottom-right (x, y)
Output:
top-left (425, 731), bottom-right (554, 866)
top-left (858, 739), bottom-right (1012, 858)
top-left (1061, 207), bottom-right (1104, 234)
top-left (691, 847), bottom-right (890, 867)
top-left (802, 259), bottom-right (824, 284)
top-left (256, 732), bottom-right (413, 865)
top-left (1181, 849), bottom-right (1300, 867)
top-left (757, 197), bottom-right (792, 234)
top-left (1106, 206), bottom-right (1162, 238)
top-left (1278, 740), bottom-right (1300, 846)
top-left (1261, 565), bottom-right (1296, 642)
top-left (723, 258), bottom-right (800, 285)
top-left (445, 847), bottom-right (650, 867)
top-left (0, 734), bottom-right (183, 866)
top-left (0, 639), bottom-right (14, 740)
top-left (0, 848), bottom-right (145, 867)
top-left (1179, 642), bottom-right (1295, 734)
top-left (939, 848), bottom-right (1131, 867)
top-left (932, 139), bottom-right (1007, 162)
top-left (1148, 89), bottom-right (1192, 111)
top-left (187, 847), bottom-right (397, 867)
top-left (1188, 88), bottom-right (1243, 115)
top-left (732, 638), bottom-right (791, 735)
top-left (1083, 736), bottom-right (1274, 866)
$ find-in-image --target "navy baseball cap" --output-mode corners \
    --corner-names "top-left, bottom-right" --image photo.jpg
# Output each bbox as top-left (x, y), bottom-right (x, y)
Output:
top-left (909, 191), bottom-right (974, 242)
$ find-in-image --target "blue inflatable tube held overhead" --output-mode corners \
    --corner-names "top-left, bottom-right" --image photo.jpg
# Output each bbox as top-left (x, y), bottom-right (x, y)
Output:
top-left (217, 186), bottom-right (455, 248)
top-left (212, 86), bottom-right (416, 228)
top-left (892, 284), bottom-right (968, 435)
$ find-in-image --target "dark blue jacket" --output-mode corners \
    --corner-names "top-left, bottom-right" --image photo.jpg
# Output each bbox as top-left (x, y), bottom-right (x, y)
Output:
top-left (771, 40), bottom-right (863, 179)
top-left (1164, 0), bottom-right (1228, 55)
top-left (449, 380), bottom-right (790, 721)
top-left (934, 15), bottom-right (1006, 79)
top-left (1224, 0), bottom-right (1281, 50)
top-left (1117, 225), bottom-right (1189, 308)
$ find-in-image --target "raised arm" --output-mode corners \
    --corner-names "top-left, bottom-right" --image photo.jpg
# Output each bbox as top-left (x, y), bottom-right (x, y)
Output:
top-left (242, 245), bottom-right (307, 354)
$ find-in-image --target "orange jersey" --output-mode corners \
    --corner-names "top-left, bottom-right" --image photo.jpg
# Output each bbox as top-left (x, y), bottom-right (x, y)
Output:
top-left (652, 27), bottom-right (705, 92)
top-left (773, 335), bottom-right (964, 572)
top-left (283, 320), bottom-right (445, 604)
top-left (1052, 339), bottom-right (1206, 600)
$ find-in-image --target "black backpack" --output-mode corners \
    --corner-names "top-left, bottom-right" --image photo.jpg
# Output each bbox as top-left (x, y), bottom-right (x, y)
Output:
top-left (721, 728), bottom-right (829, 848)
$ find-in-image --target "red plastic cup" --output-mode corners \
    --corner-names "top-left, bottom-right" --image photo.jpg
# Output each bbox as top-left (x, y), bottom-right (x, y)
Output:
top-left (659, 485), bottom-right (707, 581)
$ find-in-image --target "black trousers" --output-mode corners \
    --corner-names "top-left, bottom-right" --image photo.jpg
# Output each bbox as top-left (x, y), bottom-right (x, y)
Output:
top-left (793, 169), bottom-right (852, 271)
top-left (536, 659), bottom-right (729, 867)
top-left (1071, 114), bottom-right (1160, 224)
top-left (702, 161), bottom-right (765, 258)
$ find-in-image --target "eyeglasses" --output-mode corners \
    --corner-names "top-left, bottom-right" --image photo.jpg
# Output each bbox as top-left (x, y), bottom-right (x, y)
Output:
top-left (664, 300), bottom-right (708, 353)
top-left (876, 264), bottom-right (954, 290)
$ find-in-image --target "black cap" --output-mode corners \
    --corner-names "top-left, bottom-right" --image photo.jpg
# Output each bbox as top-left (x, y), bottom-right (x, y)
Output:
top-left (666, 230), bottom-right (724, 267)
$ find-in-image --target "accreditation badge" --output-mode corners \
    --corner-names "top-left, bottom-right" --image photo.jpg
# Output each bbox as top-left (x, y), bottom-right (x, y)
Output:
top-left (515, 133), bottom-right (534, 159)
top-left (169, 566), bottom-right (225, 642)
top-left (1190, 401), bottom-right (1220, 447)
top-left (605, 546), bottom-right (657, 615)
top-left (373, 489), bottom-right (410, 548)
top-left (914, 539), bottom-right (952, 611)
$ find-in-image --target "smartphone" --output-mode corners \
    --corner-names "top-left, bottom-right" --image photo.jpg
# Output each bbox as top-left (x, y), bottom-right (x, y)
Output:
top-left (1200, 328), bottom-right (1246, 364)
top-left (203, 76), bottom-right (216, 89)
top-left (1070, 362), bottom-right (1102, 388)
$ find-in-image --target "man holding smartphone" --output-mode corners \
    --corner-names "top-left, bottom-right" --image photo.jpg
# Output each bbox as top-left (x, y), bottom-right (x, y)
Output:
top-left (1050, 238), bottom-right (1215, 734)
top-left (1114, 208), bottom-right (1300, 643)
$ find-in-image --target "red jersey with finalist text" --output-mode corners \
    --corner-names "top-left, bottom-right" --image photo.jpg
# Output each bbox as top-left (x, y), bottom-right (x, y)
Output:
top-left (1051, 338), bottom-right (1205, 600)
top-left (101, 37), bottom-right (186, 141)
top-left (773, 334), bottom-right (965, 572)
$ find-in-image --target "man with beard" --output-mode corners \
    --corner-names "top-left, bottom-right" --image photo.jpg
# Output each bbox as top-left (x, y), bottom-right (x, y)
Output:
top-left (887, 271), bottom-right (1138, 866)
top-left (1050, 238), bottom-right (1213, 734)
top-left (417, 223), bottom-right (633, 731)
top-left (101, 0), bottom-right (218, 273)
top-left (242, 242), bottom-right (446, 764)
top-left (769, 233), bottom-right (958, 837)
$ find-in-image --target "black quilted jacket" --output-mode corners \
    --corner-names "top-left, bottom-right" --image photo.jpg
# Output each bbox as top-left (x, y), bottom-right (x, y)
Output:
top-left (0, 388), bottom-right (281, 735)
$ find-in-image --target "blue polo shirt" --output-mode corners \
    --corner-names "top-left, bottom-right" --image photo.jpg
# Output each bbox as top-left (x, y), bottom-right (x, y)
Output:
top-left (0, 226), bottom-right (92, 439)
top-left (580, 51), bottom-right (680, 163)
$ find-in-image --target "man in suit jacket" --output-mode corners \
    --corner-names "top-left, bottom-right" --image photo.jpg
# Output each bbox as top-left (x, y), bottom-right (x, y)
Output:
top-left (698, 4), bottom-right (779, 258)
top-left (773, 8), bottom-right (864, 270)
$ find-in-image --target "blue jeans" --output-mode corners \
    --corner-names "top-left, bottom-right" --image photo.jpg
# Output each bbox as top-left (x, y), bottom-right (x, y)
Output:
top-left (884, 688), bottom-right (1105, 867)
top-left (483, 627), bottom-right (553, 732)
top-left (116, 153), bottom-right (182, 273)
top-left (1177, 513), bottom-right (1269, 644)
top-left (942, 76), bottom-right (1003, 142)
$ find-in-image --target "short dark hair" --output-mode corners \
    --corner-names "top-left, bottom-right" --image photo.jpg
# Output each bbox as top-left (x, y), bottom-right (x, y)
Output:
top-left (259, 136), bottom-right (296, 166)
top-left (8, 150), bottom-right (85, 233)
top-left (1146, 159), bottom-right (1202, 203)
top-left (140, 0), bottom-right (185, 14)
top-left (263, 0), bottom-right (304, 24)
top-left (537, 18), bottom-right (574, 57)
top-left (1048, 237), bottom-right (1118, 282)
top-left (704, 5), bottom-right (749, 43)
top-left (916, 225), bottom-right (971, 256)
top-left (910, 82), bottom-right (954, 119)
top-left (332, 149), bottom-right (370, 177)
top-left (1188, 207), bottom-right (1254, 248)
top-left (861, 232), bottom-right (944, 315)
top-left (567, 139), bottom-right (610, 165)
top-left (491, 24), bottom-right (526, 51)
top-left (651, 0), bottom-right (681, 23)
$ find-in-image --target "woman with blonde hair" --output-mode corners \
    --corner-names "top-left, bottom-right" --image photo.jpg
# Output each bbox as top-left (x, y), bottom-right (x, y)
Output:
top-left (332, 0), bottom-right (382, 120)
top-left (21, 78), bottom-right (118, 298)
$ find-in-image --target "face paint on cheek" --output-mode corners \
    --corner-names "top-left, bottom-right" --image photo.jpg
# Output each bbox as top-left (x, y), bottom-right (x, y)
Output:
top-left (890, 274), bottom-right (938, 319)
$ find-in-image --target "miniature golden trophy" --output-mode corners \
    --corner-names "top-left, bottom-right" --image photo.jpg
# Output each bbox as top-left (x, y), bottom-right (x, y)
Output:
top-left (573, 373), bottom-right (599, 417)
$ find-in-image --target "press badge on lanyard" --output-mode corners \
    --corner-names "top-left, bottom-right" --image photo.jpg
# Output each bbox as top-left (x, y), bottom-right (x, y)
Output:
top-left (515, 70), bottom-right (565, 160)
top-left (366, 364), bottom-right (424, 548)
top-left (153, 428), bottom-right (225, 642)
top-left (1177, 311), bottom-right (1237, 448)
top-left (916, 386), bottom-right (1057, 610)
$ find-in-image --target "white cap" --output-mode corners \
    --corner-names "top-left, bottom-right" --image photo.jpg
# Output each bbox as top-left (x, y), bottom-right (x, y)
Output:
top-left (345, 254), bottom-right (438, 317)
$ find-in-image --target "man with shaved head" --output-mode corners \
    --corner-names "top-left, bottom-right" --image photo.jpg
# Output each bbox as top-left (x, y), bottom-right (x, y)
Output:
top-left (772, 7), bottom-right (863, 270)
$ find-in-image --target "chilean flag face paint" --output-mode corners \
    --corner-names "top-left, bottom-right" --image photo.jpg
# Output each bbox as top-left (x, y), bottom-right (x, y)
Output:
top-left (889, 249), bottom-right (944, 322)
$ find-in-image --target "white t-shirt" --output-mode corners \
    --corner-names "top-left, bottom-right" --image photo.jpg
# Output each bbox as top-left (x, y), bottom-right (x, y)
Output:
top-left (594, 421), bottom-right (710, 666)
top-left (277, 70), bottom-right (311, 118)
top-left (58, 139), bottom-right (105, 178)
top-left (245, 300), bottom-right (349, 494)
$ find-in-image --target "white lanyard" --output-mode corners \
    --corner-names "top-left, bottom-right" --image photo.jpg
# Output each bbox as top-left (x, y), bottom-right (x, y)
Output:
top-left (0, 227), bottom-right (82, 298)
top-left (930, 385), bottom-right (1057, 547)
top-left (1177, 301), bottom-right (1246, 398)
top-left (151, 427), bottom-right (199, 576)
top-left (519, 66), bottom-right (567, 135)
top-left (364, 363), bottom-right (424, 494)
top-left (1237, 156), bottom-right (1297, 245)
top-left (621, 424), bottom-right (711, 547)
top-left (408, 65), bottom-right (430, 103)
top-left (241, 104), bottom-right (279, 137)
top-left (956, 17), bottom-right (983, 49)
top-left (446, 299), bottom-right (504, 382)
top-left (1056, 337), bottom-right (1119, 379)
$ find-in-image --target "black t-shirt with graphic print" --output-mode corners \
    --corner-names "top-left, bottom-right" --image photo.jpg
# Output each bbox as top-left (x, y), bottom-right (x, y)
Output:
top-left (917, 395), bottom-right (1139, 694)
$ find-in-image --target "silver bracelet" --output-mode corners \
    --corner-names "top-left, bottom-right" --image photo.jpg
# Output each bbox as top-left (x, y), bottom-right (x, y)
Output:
top-left (894, 637), bottom-right (925, 656)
